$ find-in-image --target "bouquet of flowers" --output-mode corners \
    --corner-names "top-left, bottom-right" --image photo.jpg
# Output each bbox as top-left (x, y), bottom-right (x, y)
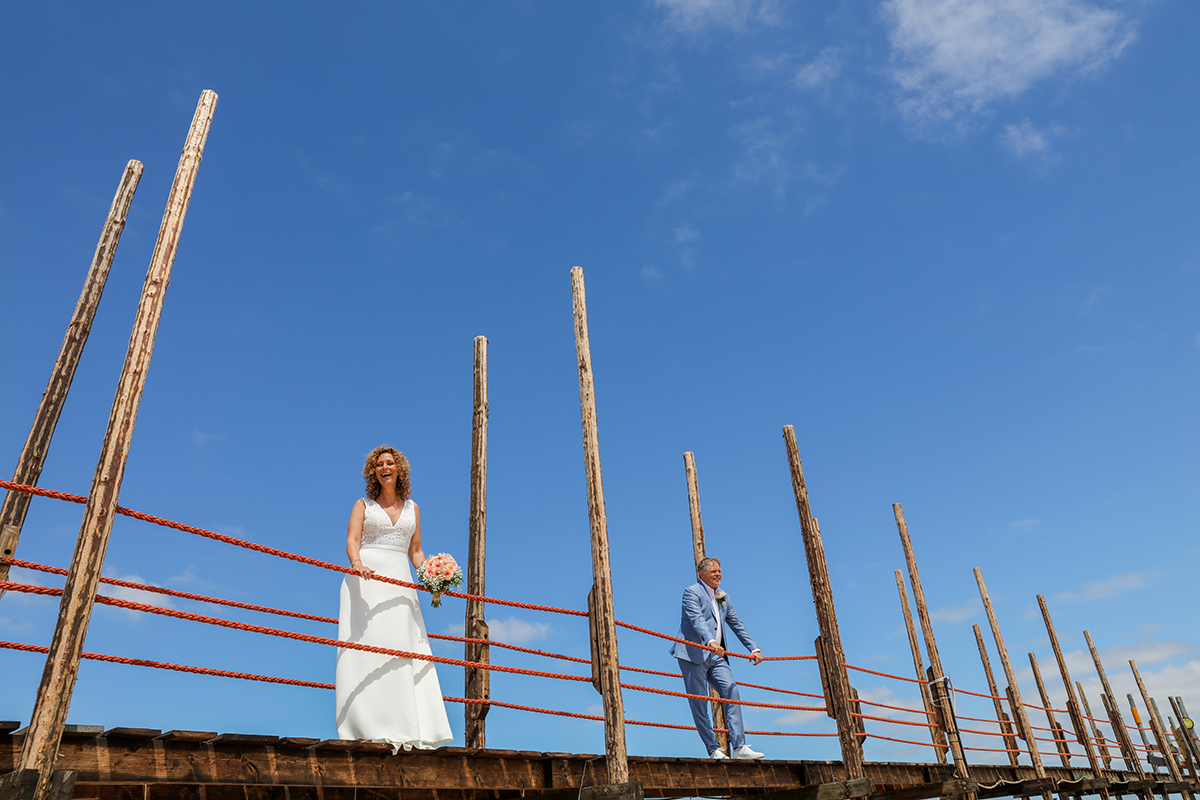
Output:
top-left (417, 553), bottom-right (463, 608)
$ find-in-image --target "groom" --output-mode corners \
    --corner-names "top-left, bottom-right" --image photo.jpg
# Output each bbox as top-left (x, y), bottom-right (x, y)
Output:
top-left (670, 557), bottom-right (766, 760)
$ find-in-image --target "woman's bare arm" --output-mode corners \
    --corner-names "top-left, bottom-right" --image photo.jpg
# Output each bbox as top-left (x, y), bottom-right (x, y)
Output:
top-left (346, 499), bottom-right (373, 579)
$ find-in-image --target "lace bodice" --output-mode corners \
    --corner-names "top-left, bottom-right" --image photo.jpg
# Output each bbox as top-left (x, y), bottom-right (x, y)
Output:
top-left (360, 497), bottom-right (416, 550)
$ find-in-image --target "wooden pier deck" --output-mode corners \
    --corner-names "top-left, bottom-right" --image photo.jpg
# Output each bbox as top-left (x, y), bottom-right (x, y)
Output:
top-left (2, 724), bottom-right (1192, 800)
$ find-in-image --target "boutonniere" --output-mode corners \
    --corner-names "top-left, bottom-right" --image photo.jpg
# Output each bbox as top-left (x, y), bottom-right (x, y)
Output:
top-left (715, 590), bottom-right (727, 605)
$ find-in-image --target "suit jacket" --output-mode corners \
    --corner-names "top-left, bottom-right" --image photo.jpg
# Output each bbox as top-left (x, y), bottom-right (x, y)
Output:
top-left (669, 581), bottom-right (759, 665)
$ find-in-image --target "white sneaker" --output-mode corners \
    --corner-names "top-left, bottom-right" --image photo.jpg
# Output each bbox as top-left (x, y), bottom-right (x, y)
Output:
top-left (732, 744), bottom-right (765, 760)
top-left (710, 748), bottom-right (729, 759)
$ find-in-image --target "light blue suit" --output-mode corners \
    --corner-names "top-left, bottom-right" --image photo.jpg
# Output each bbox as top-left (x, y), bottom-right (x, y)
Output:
top-left (669, 581), bottom-right (759, 754)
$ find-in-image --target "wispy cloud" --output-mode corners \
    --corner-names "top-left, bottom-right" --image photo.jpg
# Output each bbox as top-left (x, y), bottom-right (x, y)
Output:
top-left (189, 429), bottom-right (215, 446)
top-left (446, 615), bottom-right (553, 646)
top-left (882, 0), bottom-right (1135, 126)
top-left (795, 48), bottom-right (842, 90)
top-left (929, 599), bottom-right (979, 623)
top-left (1000, 120), bottom-right (1051, 157)
top-left (675, 223), bottom-right (701, 243)
top-left (99, 569), bottom-right (175, 620)
top-left (641, 265), bottom-right (666, 284)
top-left (654, 0), bottom-right (781, 34)
top-left (1054, 572), bottom-right (1150, 603)
top-left (1008, 518), bottom-right (1041, 532)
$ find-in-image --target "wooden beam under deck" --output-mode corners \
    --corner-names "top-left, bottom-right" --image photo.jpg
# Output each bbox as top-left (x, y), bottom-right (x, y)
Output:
top-left (2, 730), bottom-right (1195, 800)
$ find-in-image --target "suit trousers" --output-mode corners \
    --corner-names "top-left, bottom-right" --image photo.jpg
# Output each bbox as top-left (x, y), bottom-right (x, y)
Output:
top-left (678, 656), bottom-right (746, 754)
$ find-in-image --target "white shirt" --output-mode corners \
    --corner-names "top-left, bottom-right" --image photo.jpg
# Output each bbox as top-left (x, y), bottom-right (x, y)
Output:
top-left (702, 582), bottom-right (723, 647)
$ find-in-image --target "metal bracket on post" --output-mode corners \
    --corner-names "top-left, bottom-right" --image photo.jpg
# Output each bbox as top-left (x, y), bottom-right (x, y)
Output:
top-left (588, 585), bottom-right (602, 696)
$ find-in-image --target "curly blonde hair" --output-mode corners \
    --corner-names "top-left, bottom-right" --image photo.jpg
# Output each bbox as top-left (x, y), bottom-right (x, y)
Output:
top-left (362, 445), bottom-right (412, 500)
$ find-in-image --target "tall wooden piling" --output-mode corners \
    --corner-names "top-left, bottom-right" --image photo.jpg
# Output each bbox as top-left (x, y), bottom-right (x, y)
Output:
top-left (682, 451), bottom-right (729, 755)
top-left (973, 568), bottom-right (1051, 797)
top-left (893, 503), bottom-right (972, 781)
top-left (972, 624), bottom-right (1020, 767)
top-left (17, 90), bottom-right (217, 800)
top-left (570, 267), bottom-right (629, 785)
top-left (782, 425), bottom-right (864, 780)
top-left (894, 570), bottom-right (947, 763)
top-left (1028, 652), bottom-right (1072, 769)
top-left (1077, 683), bottom-right (1114, 769)
top-left (1085, 630), bottom-right (1147, 777)
top-left (464, 335), bottom-right (490, 749)
top-left (0, 160), bottom-right (143, 594)
top-left (1035, 596), bottom-right (1112, 795)
top-left (1130, 660), bottom-right (1187, 788)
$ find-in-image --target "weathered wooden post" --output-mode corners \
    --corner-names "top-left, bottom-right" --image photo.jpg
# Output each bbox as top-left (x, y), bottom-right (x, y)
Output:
top-left (894, 570), bottom-right (948, 763)
top-left (1085, 631), bottom-right (1148, 778)
top-left (971, 624), bottom-right (1020, 767)
top-left (1130, 661), bottom-right (1188, 791)
top-left (0, 160), bottom-right (143, 595)
top-left (464, 335), bottom-right (490, 749)
top-left (1028, 653), bottom-right (1073, 769)
top-left (781, 425), bottom-right (864, 780)
top-left (1035, 596), bottom-right (1114, 795)
top-left (893, 504), bottom-right (973, 783)
top-left (16, 90), bottom-right (217, 800)
top-left (570, 267), bottom-right (630, 788)
top-left (1077, 684), bottom-right (1114, 770)
top-left (973, 569), bottom-right (1052, 800)
top-left (681, 452), bottom-right (730, 755)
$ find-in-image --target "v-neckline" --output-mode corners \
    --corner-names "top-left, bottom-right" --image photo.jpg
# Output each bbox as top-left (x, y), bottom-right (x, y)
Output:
top-left (374, 497), bottom-right (405, 527)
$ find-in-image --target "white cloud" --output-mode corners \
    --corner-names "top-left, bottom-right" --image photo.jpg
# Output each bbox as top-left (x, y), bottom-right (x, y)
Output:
top-left (654, 0), bottom-right (780, 34)
top-left (795, 48), bottom-right (842, 89)
top-left (675, 224), bottom-right (701, 243)
top-left (189, 429), bottom-right (214, 446)
top-left (1054, 572), bottom-right (1150, 603)
top-left (642, 265), bottom-right (666, 284)
top-left (929, 599), bottom-right (979, 623)
top-left (1008, 518), bottom-right (1041, 531)
top-left (447, 615), bottom-right (554, 646)
top-left (99, 570), bottom-right (176, 620)
top-left (658, 179), bottom-right (697, 206)
top-left (1000, 120), bottom-right (1050, 157)
top-left (882, 0), bottom-right (1134, 124)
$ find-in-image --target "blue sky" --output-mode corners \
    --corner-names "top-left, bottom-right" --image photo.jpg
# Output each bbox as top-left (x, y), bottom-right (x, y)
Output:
top-left (2, 0), bottom-right (1198, 765)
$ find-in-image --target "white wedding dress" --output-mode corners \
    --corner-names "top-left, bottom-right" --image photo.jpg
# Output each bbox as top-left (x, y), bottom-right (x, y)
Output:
top-left (335, 498), bottom-right (453, 751)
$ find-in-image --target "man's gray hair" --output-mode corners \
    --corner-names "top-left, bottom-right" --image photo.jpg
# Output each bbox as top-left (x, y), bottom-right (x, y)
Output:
top-left (696, 557), bottom-right (720, 576)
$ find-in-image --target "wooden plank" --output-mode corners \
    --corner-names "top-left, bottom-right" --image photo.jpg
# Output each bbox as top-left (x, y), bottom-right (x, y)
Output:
top-left (781, 426), bottom-right (863, 781)
top-left (16, 91), bottom-right (218, 800)
top-left (740, 777), bottom-right (873, 800)
top-left (975, 778), bottom-right (1054, 800)
top-left (0, 722), bottom-right (20, 734)
top-left (275, 738), bottom-right (320, 749)
top-left (570, 266), bottom-right (629, 785)
top-left (153, 732), bottom-right (216, 743)
top-left (868, 779), bottom-right (977, 800)
top-left (209, 734), bottom-right (278, 746)
top-left (465, 334), bottom-right (491, 750)
top-left (1077, 684), bottom-right (1114, 770)
top-left (101, 730), bottom-right (160, 741)
top-left (0, 159), bottom-right (143, 595)
top-left (526, 781), bottom-right (645, 800)
top-left (1027, 653), bottom-right (1072, 769)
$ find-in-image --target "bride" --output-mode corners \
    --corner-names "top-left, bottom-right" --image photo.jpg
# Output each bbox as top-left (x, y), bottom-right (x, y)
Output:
top-left (335, 445), bottom-right (454, 751)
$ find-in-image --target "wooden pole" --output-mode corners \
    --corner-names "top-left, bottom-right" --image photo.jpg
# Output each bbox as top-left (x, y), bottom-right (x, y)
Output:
top-left (894, 570), bottom-right (948, 763)
top-left (1077, 684), bottom-right (1114, 770)
top-left (681, 451), bottom-right (729, 755)
top-left (1085, 630), bottom-right (1147, 778)
top-left (0, 160), bottom-right (144, 595)
top-left (893, 503), bottom-right (973, 781)
top-left (1169, 697), bottom-right (1200, 773)
top-left (1034, 596), bottom-right (1112, 793)
top-left (570, 266), bottom-right (628, 785)
top-left (17, 90), bottom-right (217, 800)
top-left (973, 568), bottom-right (1051, 795)
top-left (782, 425), bottom-right (864, 780)
top-left (1028, 653), bottom-right (1073, 769)
top-left (1130, 661), bottom-right (1187, 788)
top-left (464, 335), bottom-right (490, 749)
top-left (972, 624), bottom-right (1021, 767)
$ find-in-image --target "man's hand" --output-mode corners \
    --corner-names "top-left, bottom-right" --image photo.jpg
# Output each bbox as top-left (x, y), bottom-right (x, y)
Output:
top-left (750, 651), bottom-right (764, 666)
top-left (709, 640), bottom-right (726, 658)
